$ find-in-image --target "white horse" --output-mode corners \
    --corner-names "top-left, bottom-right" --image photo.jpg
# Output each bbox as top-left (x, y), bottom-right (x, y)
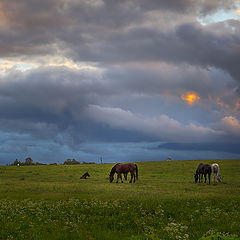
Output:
top-left (211, 163), bottom-right (221, 183)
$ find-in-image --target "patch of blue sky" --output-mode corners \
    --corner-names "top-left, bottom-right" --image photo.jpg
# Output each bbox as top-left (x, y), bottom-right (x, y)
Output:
top-left (0, 61), bottom-right (36, 74)
top-left (16, 63), bottom-right (36, 72)
top-left (198, 7), bottom-right (240, 25)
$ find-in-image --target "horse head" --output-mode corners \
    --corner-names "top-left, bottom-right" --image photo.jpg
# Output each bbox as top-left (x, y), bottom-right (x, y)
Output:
top-left (109, 174), bottom-right (114, 183)
top-left (194, 173), bottom-right (198, 183)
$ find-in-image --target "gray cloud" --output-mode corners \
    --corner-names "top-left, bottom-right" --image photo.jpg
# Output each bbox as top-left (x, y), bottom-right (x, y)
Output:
top-left (175, 21), bottom-right (240, 80)
top-left (0, 0), bottom-right (240, 163)
top-left (1, 0), bottom-right (239, 82)
top-left (86, 104), bottom-right (224, 142)
top-left (1, 65), bottom-right (238, 146)
top-left (0, 66), bottom-right (156, 145)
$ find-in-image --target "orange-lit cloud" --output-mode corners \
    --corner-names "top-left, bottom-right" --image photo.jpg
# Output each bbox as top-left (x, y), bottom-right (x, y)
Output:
top-left (181, 91), bottom-right (200, 106)
top-left (221, 115), bottom-right (240, 134)
top-left (236, 8), bottom-right (240, 16)
top-left (222, 116), bottom-right (240, 128)
top-left (215, 97), bottom-right (240, 114)
top-left (233, 99), bottom-right (240, 112)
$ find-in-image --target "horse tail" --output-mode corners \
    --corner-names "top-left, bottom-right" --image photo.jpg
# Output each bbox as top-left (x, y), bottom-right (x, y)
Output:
top-left (135, 164), bottom-right (138, 180)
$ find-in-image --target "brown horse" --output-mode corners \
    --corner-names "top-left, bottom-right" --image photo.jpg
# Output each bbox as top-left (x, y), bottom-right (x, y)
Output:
top-left (80, 172), bottom-right (90, 179)
top-left (109, 163), bottom-right (138, 183)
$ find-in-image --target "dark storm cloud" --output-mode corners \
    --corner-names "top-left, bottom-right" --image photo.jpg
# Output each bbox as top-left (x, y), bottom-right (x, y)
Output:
top-left (104, 64), bottom-right (234, 99)
top-left (1, 0), bottom-right (239, 84)
top-left (136, 0), bottom-right (236, 15)
top-left (0, 66), bottom-right (162, 144)
top-left (0, 0), bottom-right (240, 163)
top-left (0, 67), bottom-right (92, 140)
top-left (0, 66), bottom-right (229, 146)
top-left (66, 19), bottom-right (240, 85)
top-left (0, 64), bottom-right (239, 150)
top-left (1, 0), bottom-right (234, 26)
top-left (175, 21), bottom-right (240, 81)
top-left (0, 67), bottom-right (101, 114)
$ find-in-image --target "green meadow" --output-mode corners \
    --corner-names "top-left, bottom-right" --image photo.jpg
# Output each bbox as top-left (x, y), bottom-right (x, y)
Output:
top-left (0, 159), bottom-right (240, 240)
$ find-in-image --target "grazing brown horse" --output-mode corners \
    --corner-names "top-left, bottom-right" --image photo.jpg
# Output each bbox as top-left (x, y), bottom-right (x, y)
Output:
top-left (109, 163), bottom-right (138, 183)
top-left (80, 172), bottom-right (90, 179)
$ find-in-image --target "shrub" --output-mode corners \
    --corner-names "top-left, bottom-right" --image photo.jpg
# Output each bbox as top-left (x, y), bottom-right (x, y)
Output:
top-left (24, 157), bottom-right (34, 165)
top-left (63, 159), bottom-right (80, 165)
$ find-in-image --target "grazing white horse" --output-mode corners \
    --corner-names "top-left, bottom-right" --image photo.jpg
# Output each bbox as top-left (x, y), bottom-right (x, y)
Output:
top-left (211, 163), bottom-right (221, 183)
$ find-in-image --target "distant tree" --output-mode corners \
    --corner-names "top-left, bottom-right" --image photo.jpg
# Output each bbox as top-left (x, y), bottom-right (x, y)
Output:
top-left (36, 162), bottom-right (45, 165)
top-left (63, 159), bottom-right (80, 165)
top-left (12, 159), bottom-right (21, 166)
top-left (24, 157), bottom-right (34, 165)
top-left (82, 161), bottom-right (96, 164)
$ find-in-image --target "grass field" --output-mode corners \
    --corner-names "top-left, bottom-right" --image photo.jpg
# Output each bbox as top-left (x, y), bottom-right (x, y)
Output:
top-left (0, 159), bottom-right (240, 240)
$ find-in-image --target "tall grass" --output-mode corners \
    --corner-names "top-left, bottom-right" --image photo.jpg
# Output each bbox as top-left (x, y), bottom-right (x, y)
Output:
top-left (0, 159), bottom-right (239, 239)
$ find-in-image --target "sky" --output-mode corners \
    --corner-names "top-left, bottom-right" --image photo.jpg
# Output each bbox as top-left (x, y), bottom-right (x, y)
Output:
top-left (0, 0), bottom-right (240, 164)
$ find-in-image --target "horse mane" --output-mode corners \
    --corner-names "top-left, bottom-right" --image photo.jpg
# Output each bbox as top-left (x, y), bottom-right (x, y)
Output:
top-left (110, 163), bottom-right (118, 176)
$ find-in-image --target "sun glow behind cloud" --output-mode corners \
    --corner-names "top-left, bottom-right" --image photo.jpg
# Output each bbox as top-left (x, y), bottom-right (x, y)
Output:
top-left (222, 115), bottom-right (240, 134)
top-left (181, 91), bottom-right (200, 106)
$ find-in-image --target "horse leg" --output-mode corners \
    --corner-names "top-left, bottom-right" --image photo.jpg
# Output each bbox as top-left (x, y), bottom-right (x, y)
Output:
top-left (116, 173), bottom-right (120, 183)
top-left (117, 173), bottom-right (123, 183)
top-left (208, 173), bottom-right (211, 184)
top-left (217, 173), bottom-right (221, 182)
top-left (119, 173), bottom-right (123, 183)
top-left (133, 172), bottom-right (136, 183)
top-left (129, 172), bottom-right (133, 183)
top-left (204, 173), bottom-right (206, 183)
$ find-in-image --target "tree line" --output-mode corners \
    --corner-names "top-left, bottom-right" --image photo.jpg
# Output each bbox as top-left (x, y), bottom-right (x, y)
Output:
top-left (9, 158), bottom-right (96, 166)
